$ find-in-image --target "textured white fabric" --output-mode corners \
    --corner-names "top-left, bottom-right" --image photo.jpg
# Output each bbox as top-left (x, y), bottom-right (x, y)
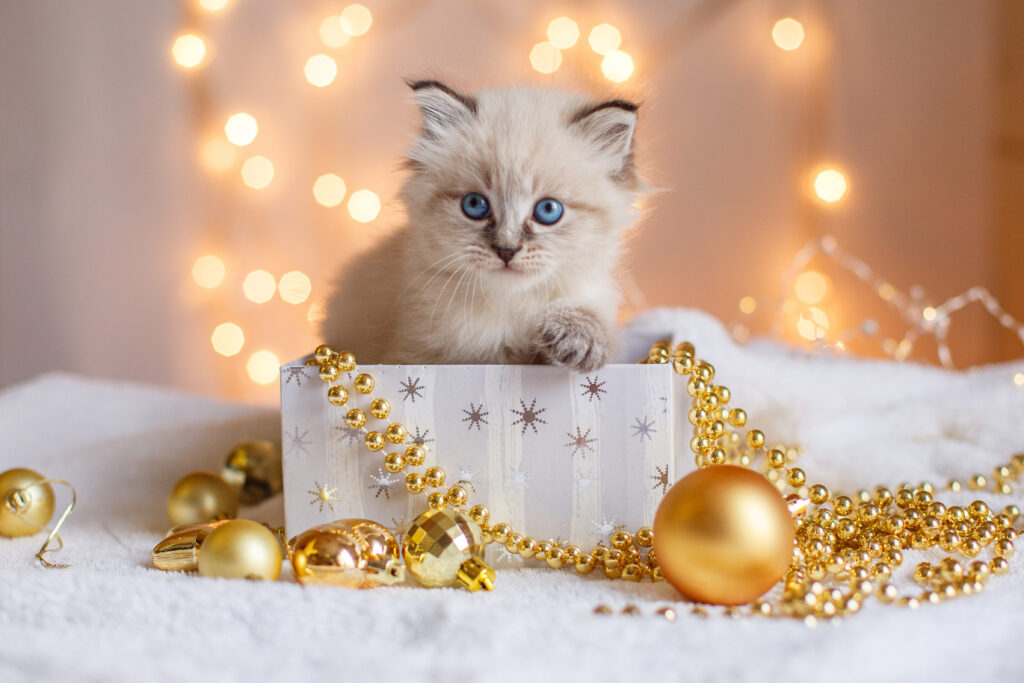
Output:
top-left (1, 308), bottom-right (1023, 683)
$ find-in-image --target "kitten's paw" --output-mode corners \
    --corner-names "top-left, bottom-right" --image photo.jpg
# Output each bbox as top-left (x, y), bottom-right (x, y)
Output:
top-left (534, 307), bottom-right (611, 372)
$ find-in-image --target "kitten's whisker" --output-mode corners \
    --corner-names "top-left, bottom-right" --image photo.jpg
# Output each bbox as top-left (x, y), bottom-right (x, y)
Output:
top-left (429, 263), bottom-right (468, 328)
top-left (443, 267), bottom-right (473, 325)
top-left (391, 251), bottom-right (465, 312)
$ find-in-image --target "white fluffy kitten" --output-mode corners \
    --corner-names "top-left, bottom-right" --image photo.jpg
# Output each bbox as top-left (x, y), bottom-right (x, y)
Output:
top-left (322, 80), bottom-right (643, 371)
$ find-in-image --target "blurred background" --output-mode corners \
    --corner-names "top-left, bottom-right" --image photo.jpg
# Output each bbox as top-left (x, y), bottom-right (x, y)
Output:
top-left (1, 0), bottom-right (1022, 403)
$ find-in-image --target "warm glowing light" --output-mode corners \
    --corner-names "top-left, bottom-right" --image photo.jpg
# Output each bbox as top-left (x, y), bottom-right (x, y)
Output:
top-left (772, 18), bottom-right (805, 51)
top-left (588, 24), bottom-right (622, 55)
top-left (1014, 372), bottom-right (1024, 387)
top-left (313, 173), bottom-right (347, 207)
top-left (797, 308), bottom-right (829, 341)
top-left (529, 42), bottom-right (562, 74)
top-left (172, 34), bottom-right (206, 68)
top-left (307, 301), bottom-right (326, 325)
top-left (601, 50), bottom-right (634, 82)
top-left (192, 254), bottom-right (226, 289)
top-left (348, 189), bottom-right (381, 223)
top-left (241, 156), bottom-right (274, 189)
top-left (305, 54), bottom-right (338, 87)
top-left (224, 113), bottom-right (258, 146)
top-left (922, 306), bottom-right (938, 322)
top-left (794, 271), bottom-right (830, 305)
top-left (198, 0), bottom-right (229, 10)
top-left (211, 322), bottom-right (244, 357)
top-left (278, 271), bottom-right (312, 305)
top-left (340, 4), bottom-right (373, 36)
top-left (242, 270), bottom-right (276, 303)
top-left (200, 136), bottom-right (237, 172)
top-left (814, 169), bottom-right (848, 202)
top-left (247, 350), bottom-right (280, 385)
top-left (547, 17), bottom-right (580, 49)
top-left (739, 296), bottom-right (757, 314)
top-left (320, 15), bottom-right (351, 47)
top-left (878, 283), bottom-right (896, 301)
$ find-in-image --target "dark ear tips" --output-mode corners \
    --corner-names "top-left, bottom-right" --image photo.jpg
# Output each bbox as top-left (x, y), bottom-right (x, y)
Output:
top-left (406, 79), bottom-right (478, 115)
top-left (570, 99), bottom-right (639, 125)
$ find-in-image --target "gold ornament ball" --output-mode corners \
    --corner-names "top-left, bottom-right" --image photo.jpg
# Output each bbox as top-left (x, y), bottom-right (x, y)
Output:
top-left (403, 508), bottom-right (495, 591)
top-left (168, 471), bottom-right (239, 526)
top-left (291, 519), bottom-right (404, 588)
top-left (221, 440), bottom-right (283, 505)
top-left (0, 468), bottom-right (55, 538)
top-left (197, 519), bottom-right (282, 580)
top-left (653, 465), bottom-right (795, 606)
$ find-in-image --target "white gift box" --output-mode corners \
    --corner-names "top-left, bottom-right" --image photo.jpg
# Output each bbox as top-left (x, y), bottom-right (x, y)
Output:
top-left (281, 331), bottom-right (682, 564)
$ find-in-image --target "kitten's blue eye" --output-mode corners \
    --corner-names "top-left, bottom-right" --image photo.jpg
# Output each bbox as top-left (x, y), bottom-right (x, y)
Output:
top-left (461, 192), bottom-right (491, 220)
top-left (532, 198), bottom-right (564, 225)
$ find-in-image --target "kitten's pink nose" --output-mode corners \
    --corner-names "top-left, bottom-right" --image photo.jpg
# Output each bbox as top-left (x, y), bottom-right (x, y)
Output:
top-left (493, 245), bottom-right (521, 265)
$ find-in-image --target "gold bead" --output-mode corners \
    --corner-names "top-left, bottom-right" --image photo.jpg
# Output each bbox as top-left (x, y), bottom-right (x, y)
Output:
top-left (518, 537), bottom-right (538, 558)
top-left (962, 538), bottom-right (982, 557)
top-left (969, 474), bottom-right (987, 490)
top-left (167, 471), bottom-right (239, 526)
top-left (593, 605), bottom-right (613, 615)
top-left (603, 564), bottom-right (622, 579)
top-left (707, 420), bottom-right (726, 439)
top-left (707, 449), bottom-right (726, 466)
top-left (786, 468), bottom-right (806, 487)
top-left (504, 532), bottom-right (523, 554)
top-left (939, 531), bottom-right (962, 552)
top-left (809, 484), bottom-right (829, 505)
top-left (690, 436), bottom-right (712, 455)
top-left (728, 409), bottom-right (747, 428)
top-left (636, 526), bottom-right (654, 547)
top-left (354, 373), bottom-right (375, 394)
top-left (545, 547), bottom-right (567, 569)
top-left (385, 423), bottom-right (407, 444)
top-left (990, 556), bottom-right (1010, 575)
top-left (319, 364), bottom-right (340, 383)
top-left (327, 385), bottom-right (349, 406)
top-left (469, 504), bottom-right (489, 526)
top-left (913, 562), bottom-right (933, 583)
top-left (405, 473), bottom-right (425, 494)
top-left (687, 378), bottom-right (707, 397)
top-left (424, 466), bottom-right (445, 488)
top-left (968, 500), bottom-right (989, 519)
top-left (994, 538), bottom-right (1015, 558)
top-left (0, 468), bottom-right (56, 537)
top-left (673, 356), bottom-right (694, 375)
top-left (947, 480), bottom-right (963, 492)
top-left (490, 523), bottom-right (511, 544)
top-left (689, 408), bottom-right (709, 426)
top-left (370, 398), bottom-right (391, 419)
top-left (834, 496), bottom-right (853, 516)
top-left (939, 558), bottom-right (963, 581)
top-left (715, 386), bottom-right (730, 403)
top-left (604, 548), bottom-right (624, 567)
top-left (446, 485), bottom-right (468, 507)
top-left (313, 344), bottom-right (335, 365)
top-left (621, 563), bottom-right (643, 581)
top-left (746, 430), bottom-right (765, 449)
top-left (947, 505), bottom-right (967, 522)
top-left (611, 531), bottom-right (632, 550)
top-left (364, 432), bottom-right (385, 451)
top-left (404, 445), bottom-right (426, 467)
top-left (767, 449), bottom-right (786, 469)
top-left (427, 491), bottom-right (446, 510)
top-left (1003, 504), bottom-right (1020, 520)
top-left (894, 489), bottom-right (914, 508)
top-left (575, 554), bottom-right (596, 574)
top-left (876, 583), bottom-right (898, 603)
top-left (913, 490), bottom-right (932, 507)
top-left (563, 545), bottom-right (583, 565)
top-left (336, 351), bottom-right (356, 372)
top-left (345, 409), bottom-right (366, 429)
top-left (383, 453), bottom-right (404, 473)
top-left (196, 519), bottom-right (282, 581)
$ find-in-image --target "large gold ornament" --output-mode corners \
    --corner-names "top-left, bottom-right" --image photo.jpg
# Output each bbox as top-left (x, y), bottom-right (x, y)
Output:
top-left (402, 508), bottom-right (495, 591)
top-left (221, 440), bottom-right (283, 505)
top-left (0, 468), bottom-right (55, 538)
top-left (167, 471), bottom-right (239, 526)
top-left (196, 519), bottom-right (282, 580)
top-left (653, 465), bottom-right (795, 605)
top-left (291, 518), bottom-right (405, 587)
top-left (152, 521), bottom-right (230, 571)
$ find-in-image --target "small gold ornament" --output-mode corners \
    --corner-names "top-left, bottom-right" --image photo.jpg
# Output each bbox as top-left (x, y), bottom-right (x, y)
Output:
top-left (196, 519), bottom-right (282, 580)
top-left (402, 508), bottom-right (495, 591)
top-left (653, 465), bottom-right (794, 605)
top-left (221, 440), bottom-right (283, 505)
top-left (152, 521), bottom-right (230, 571)
top-left (291, 519), bottom-right (405, 587)
top-left (0, 468), bottom-right (55, 538)
top-left (167, 471), bottom-right (239, 526)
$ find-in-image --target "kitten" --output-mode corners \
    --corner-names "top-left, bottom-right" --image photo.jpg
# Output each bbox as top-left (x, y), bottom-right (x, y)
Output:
top-left (321, 80), bottom-right (644, 371)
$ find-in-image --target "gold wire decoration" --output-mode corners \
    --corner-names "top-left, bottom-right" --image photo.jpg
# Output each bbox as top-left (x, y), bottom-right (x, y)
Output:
top-left (11, 478), bottom-right (78, 569)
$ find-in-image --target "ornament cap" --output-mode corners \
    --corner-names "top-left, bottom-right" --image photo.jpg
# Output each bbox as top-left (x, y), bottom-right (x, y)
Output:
top-left (152, 521), bottom-right (229, 571)
top-left (365, 556), bottom-right (406, 585)
top-left (457, 556), bottom-right (495, 592)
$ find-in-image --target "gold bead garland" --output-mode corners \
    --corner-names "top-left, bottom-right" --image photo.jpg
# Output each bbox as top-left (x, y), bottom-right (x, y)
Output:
top-left (309, 341), bottom-right (1021, 620)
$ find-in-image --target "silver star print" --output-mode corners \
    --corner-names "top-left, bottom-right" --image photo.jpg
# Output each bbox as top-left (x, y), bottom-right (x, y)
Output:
top-left (511, 398), bottom-right (547, 434)
top-left (368, 467), bottom-right (399, 500)
top-left (631, 415), bottom-right (657, 443)
top-left (461, 402), bottom-right (489, 430)
top-left (285, 426), bottom-right (313, 456)
top-left (579, 375), bottom-right (607, 402)
top-left (334, 423), bottom-right (364, 447)
top-left (284, 367), bottom-right (310, 386)
top-left (408, 425), bottom-right (434, 446)
top-left (456, 464), bottom-right (479, 493)
top-left (509, 467), bottom-right (532, 490)
top-left (399, 376), bottom-right (426, 402)
top-left (652, 465), bottom-right (670, 494)
top-left (592, 514), bottom-right (626, 539)
top-left (565, 426), bottom-right (597, 456)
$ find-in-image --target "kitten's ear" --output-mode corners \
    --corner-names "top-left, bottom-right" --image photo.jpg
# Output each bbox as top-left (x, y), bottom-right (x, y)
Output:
top-left (407, 79), bottom-right (477, 139)
top-left (571, 99), bottom-right (638, 179)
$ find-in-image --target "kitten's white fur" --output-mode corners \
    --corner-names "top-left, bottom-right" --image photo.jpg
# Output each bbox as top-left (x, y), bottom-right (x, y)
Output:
top-left (322, 82), bottom-right (643, 370)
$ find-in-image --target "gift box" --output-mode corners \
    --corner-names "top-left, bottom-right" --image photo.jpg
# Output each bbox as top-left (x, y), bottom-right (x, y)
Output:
top-left (281, 331), bottom-right (681, 564)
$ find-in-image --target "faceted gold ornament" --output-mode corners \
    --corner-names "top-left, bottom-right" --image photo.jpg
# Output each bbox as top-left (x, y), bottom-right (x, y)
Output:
top-left (291, 519), bottom-right (405, 588)
top-left (0, 468), bottom-right (55, 538)
top-left (167, 471), bottom-right (239, 526)
top-left (221, 440), bottom-right (283, 505)
top-left (196, 519), bottom-right (282, 580)
top-left (402, 508), bottom-right (495, 591)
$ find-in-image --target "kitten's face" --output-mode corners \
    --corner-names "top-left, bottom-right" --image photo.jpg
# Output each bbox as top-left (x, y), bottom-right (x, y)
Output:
top-left (401, 84), bottom-right (641, 291)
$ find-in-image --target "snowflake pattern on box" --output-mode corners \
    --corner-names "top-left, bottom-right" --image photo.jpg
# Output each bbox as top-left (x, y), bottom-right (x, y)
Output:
top-left (565, 426), bottom-right (597, 456)
top-left (334, 424), bottom-right (364, 448)
top-left (462, 402), bottom-right (488, 431)
top-left (651, 464), bottom-right (670, 494)
top-left (511, 398), bottom-right (547, 434)
top-left (367, 467), bottom-right (399, 499)
top-left (631, 415), bottom-right (657, 443)
top-left (285, 426), bottom-right (313, 456)
top-left (399, 376), bottom-right (426, 402)
top-left (455, 464), bottom-right (479, 493)
top-left (284, 367), bottom-right (310, 386)
top-left (579, 375), bottom-right (607, 402)
top-left (408, 425), bottom-right (434, 446)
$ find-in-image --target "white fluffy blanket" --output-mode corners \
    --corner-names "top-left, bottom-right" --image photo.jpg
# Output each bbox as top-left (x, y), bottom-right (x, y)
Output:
top-left (1, 308), bottom-right (1023, 682)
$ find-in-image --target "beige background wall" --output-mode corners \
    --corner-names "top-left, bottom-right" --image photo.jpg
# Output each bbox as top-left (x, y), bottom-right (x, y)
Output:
top-left (0, 0), bottom-right (1013, 403)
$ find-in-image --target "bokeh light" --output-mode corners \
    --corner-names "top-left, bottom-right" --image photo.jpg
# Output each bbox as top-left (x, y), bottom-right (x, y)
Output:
top-left (547, 17), bottom-right (580, 49)
top-left (320, 15), bottom-right (351, 48)
top-left (242, 270), bottom-right (276, 303)
top-left (739, 296), bottom-right (757, 314)
top-left (278, 270), bottom-right (312, 305)
top-left (340, 4), bottom-right (373, 36)
top-left (247, 350), bottom-right (280, 385)
top-left (601, 50), bottom-right (634, 82)
top-left (313, 173), bottom-right (347, 207)
top-left (200, 136), bottom-right (237, 173)
top-left (588, 24), bottom-right (622, 55)
top-left (1014, 372), bottom-right (1024, 387)
top-left (814, 169), bottom-right (848, 202)
top-left (772, 18), bottom-right (805, 51)
top-left (348, 189), bottom-right (381, 223)
top-left (198, 0), bottom-right (229, 10)
top-left (211, 323), bottom-right (244, 357)
top-left (305, 54), bottom-right (338, 87)
top-left (794, 271), bottom-right (830, 304)
top-left (797, 307), bottom-right (829, 341)
top-left (530, 42), bottom-right (562, 74)
top-left (224, 113), bottom-right (258, 146)
top-left (241, 156), bottom-right (274, 189)
top-left (307, 301), bottom-right (326, 325)
top-left (192, 254), bottom-right (226, 289)
top-left (172, 34), bottom-right (206, 68)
